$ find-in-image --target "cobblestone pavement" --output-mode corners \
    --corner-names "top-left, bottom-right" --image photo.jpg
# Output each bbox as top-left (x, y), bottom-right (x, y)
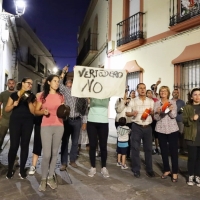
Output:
top-left (0, 133), bottom-right (200, 200)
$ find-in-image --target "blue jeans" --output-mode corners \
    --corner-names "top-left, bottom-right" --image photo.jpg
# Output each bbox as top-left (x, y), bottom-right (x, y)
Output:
top-left (61, 118), bottom-right (81, 165)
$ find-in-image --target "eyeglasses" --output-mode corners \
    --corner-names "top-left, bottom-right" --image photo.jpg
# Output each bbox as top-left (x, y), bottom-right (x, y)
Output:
top-left (25, 82), bottom-right (33, 86)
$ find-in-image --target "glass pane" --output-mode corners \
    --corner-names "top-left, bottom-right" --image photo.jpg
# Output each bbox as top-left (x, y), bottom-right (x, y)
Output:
top-left (126, 71), bottom-right (140, 94)
top-left (181, 59), bottom-right (200, 101)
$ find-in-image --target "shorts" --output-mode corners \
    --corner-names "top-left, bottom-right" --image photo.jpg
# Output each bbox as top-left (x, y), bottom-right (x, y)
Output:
top-left (117, 147), bottom-right (128, 155)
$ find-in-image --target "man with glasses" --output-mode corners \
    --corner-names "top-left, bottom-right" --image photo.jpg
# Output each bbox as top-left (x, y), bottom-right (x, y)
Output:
top-left (0, 79), bottom-right (16, 151)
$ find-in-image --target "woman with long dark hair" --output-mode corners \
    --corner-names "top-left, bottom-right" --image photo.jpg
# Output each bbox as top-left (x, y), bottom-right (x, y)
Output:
top-left (35, 75), bottom-right (64, 191)
top-left (183, 88), bottom-right (200, 186)
top-left (5, 77), bottom-right (36, 179)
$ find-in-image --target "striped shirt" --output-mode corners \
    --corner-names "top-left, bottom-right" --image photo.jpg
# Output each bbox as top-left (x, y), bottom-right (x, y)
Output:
top-left (127, 96), bottom-right (154, 125)
top-left (59, 81), bottom-right (87, 123)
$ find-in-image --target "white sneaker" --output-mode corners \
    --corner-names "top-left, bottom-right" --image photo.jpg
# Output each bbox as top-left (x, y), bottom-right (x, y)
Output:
top-left (117, 162), bottom-right (122, 166)
top-left (195, 176), bottom-right (200, 187)
top-left (29, 166), bottom-right (36, 175)
top-left (195, 176), bottom-right (200, 183)
top-left (101, 167), bottom-right (109, 178)
top-left (187, 175), bottom-right (195, 186)
top-left (121, 164), bottom-right (128, 170)
top-left (88, 167), bottom-right (96, 177)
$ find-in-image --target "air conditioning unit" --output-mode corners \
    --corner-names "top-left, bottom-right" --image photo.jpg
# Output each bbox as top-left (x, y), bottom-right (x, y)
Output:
top-left (107, 40), bottom-right (115, 52)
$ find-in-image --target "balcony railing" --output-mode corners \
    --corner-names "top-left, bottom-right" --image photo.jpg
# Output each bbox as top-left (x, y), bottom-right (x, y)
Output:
top-left (169, 0), bottom-right (200, 26)
top-left (117, 12), bottom-right (144, 47)
top-left (76, 33), bottom-right (98, 65)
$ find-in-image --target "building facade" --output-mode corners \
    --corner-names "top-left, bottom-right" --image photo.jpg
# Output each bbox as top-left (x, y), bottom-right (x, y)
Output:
top-left (0, 6), bottom-right (56, 94)
top-left (78, 0), bottom-right (200, 118)
top-left (0, 8), bottom-right (19, 92)
top-left (15, 18), bottom-right (56, 94)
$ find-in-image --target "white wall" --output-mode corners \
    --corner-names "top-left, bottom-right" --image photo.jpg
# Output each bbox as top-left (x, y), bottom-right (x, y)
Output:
top-left (79, 0), bottom-right (108, 57)
top-left (144, 0), bottom-right (170, 38)
top-left (0, 20), bottom-right (16, 92)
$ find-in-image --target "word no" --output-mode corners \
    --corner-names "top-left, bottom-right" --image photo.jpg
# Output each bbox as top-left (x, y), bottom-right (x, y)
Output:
top-left (81, 79), bottom-right (103, 93)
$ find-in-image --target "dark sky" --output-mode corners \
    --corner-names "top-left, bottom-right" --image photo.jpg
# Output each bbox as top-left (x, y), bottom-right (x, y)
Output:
top-left (3, 0), bottom-right (91, 71)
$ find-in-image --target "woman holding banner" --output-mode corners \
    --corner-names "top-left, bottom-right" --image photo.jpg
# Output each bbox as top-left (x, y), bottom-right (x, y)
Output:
top-left (87, 98), bottom-right (110, 178)
top-left (71, 65), bottom-right (127, 178)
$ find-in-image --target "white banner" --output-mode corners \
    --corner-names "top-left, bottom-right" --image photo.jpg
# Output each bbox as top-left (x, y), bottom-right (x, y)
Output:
top-left (71, 66), bottom-right (126, 98)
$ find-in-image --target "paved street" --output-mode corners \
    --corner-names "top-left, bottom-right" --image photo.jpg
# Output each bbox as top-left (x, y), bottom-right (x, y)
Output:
top-left (0, 120), bottom-right (200, 200)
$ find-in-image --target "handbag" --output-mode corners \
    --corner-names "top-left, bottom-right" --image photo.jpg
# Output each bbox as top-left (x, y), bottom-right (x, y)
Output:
top-left (56, 104), bottom-right (70, 119)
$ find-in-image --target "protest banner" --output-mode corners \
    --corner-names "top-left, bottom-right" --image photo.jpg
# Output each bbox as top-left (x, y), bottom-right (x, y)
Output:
top-left (71, 66), bottom-right (126, 98)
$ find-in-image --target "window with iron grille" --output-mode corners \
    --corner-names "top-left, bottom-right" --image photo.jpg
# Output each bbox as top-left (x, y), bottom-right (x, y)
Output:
top-left (181, 59), bottom-right (200, 101)
top-left (126, 71), bottom-right (140, 93)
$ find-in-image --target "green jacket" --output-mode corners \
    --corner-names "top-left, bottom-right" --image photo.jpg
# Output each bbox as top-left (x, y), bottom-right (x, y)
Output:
top-left (182, 104), bottom-right (197, 141)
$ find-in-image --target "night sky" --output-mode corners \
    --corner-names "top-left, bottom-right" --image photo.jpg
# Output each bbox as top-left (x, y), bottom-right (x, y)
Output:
top-left (3, 0), bottom-right (91, 72)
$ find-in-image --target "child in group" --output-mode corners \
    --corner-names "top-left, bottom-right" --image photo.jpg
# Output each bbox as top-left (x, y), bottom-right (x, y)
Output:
top-left (116, 117), bottom-right (131, 169)
top-left (182, 87), bottom-right (200, 186)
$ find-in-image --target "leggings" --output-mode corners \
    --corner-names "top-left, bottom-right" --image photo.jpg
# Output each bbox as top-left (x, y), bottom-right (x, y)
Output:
top-left (41, 126), bottom-right (64, 179)
top-left (32, 116), bottom-right (43, 156)
top-left (87, 122), bottom-right (108, 168)
top-left (8, 118), bottom-right (33, 174)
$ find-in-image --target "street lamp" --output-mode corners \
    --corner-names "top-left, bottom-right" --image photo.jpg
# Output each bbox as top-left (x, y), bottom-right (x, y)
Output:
top-left (53, 67), bottom-right (58, 74)
top-left (14, 0), bottom-right (26, 17)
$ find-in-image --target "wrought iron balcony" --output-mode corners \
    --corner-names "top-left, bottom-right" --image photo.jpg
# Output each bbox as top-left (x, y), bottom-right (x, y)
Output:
top-left (169, 0), bottom-right (200, 27)
top-left (117, 12), bottom-right (144, 47)
top-left (76, 33), bottom-right (98, 65)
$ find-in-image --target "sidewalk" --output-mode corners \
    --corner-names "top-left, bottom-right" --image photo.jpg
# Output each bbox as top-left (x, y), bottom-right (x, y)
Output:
top-left (0, 125), bottom-right (200, 199)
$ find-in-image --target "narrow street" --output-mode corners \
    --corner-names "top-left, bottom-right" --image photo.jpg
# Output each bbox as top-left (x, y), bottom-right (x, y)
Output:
top-left (0, 121), bottom-right (200, 200)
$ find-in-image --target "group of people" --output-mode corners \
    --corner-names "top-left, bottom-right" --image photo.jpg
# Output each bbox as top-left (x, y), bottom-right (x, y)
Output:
top-left (0, 67), bottom-right (200, 192)
top-left (0, 66), bottom-right (111, 192)
top-left (115, 81), bottom-right (200, 187)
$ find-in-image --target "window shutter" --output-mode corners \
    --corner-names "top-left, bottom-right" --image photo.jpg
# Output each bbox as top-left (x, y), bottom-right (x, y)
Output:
top-left (181, 59), bottom-right (200, 101)
top-left (127, 71), bottom-right (140, 91)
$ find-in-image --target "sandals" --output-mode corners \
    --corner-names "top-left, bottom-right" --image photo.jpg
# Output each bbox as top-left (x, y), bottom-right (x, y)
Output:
top-left (161, 172), bottom-right (171, 179)
top-left (171, 174), bottom-right (178, 183)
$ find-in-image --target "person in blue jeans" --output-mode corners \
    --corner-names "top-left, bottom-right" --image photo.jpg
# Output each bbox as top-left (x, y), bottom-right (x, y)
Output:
top-left (59, 66), bottom-right (87, 170)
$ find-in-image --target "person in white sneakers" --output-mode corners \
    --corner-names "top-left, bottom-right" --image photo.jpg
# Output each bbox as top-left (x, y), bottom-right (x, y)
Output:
top-left (116, 117), bottom-right (131, 169)
top-left (29, 78), bottom-right (46, 175)
top-left (182, 87), bottom-right (200, 187)
top-left (87, 98), bottom-right (110, 178)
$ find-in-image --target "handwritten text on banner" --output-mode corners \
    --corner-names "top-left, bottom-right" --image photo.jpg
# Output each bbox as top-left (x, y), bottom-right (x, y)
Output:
top-left (71, 66), bottom-right (126, 98)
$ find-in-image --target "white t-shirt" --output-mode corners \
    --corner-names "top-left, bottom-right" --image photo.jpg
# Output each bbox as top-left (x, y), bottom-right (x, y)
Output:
top-left (117, 125), bottom-right (131, 142)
